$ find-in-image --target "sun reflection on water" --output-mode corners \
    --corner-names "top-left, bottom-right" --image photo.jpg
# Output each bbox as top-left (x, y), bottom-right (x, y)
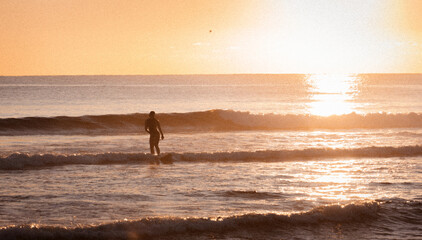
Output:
top-left (306, 74), bottom-right (361, 116)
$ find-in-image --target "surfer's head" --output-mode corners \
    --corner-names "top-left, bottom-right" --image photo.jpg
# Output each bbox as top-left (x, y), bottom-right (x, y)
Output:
top-left (149, 111), bottom-right (156, 118)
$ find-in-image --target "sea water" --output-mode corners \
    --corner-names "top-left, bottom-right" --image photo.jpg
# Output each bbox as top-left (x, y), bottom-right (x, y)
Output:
top-left (0, 74), bottom-right (421, 239)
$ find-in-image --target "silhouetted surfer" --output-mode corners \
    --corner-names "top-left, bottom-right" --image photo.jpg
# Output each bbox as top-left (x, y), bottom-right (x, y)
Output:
top-left (145, 111), bottom-right (164, 155)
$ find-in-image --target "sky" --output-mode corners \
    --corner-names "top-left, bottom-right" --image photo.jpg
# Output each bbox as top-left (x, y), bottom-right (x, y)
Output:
top-left (0, 0), bottom-right (421, 75)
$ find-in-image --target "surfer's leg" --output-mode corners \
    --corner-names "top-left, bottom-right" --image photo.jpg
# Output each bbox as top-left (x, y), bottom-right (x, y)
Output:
top-left (150, 144), bottom-right (155, 154)
top-left (150, 134), bottom-right (160, 155)
top-left (155, 144), bottom-right (160, 155)
top-left (149, 135), bottom-right (155, 154)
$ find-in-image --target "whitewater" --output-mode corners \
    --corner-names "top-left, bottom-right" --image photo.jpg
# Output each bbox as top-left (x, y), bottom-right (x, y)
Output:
top-left (0, 74), bottom-right (421, 239)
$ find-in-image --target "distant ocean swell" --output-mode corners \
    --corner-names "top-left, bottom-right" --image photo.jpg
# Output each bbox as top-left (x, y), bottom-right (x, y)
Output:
top-left (1, 145), bottom-right (421, 170)
top-left (1, 200), bottom-right (420, 240)
top-left (1, 110), bottom-right (422, 135)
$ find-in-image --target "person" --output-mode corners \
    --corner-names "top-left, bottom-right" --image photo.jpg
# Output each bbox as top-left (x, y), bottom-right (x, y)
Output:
top-left (145, 111), bottom-right (164, 155)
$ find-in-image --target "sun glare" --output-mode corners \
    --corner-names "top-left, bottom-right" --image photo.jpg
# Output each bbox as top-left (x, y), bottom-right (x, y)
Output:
top-left (306, 74), bottom-right (360, 116)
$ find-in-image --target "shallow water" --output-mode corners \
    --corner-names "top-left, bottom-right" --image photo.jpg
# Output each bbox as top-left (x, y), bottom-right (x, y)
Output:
top-left (0, 157), bottom-right (421, 239)
top-left (1, 157), bottom-right (421, 224)
top-left (1, 129), bottom-right (422, 156)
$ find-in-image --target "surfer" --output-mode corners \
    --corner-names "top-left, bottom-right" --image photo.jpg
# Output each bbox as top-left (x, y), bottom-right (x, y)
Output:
top-left (145, 111), bottom-right (164, 155)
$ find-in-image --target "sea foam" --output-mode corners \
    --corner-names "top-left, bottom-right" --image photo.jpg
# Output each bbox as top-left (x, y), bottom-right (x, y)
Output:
top-left (0, 201), bottom-right (381, 240)
top-left (1, 145), bottom-right (421, 170)
top-left (2, 200), bottom-right (421, 240)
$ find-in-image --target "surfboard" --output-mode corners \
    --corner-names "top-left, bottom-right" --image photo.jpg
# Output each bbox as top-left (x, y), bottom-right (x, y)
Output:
top-left (159, 153), bottom-right (173, 164)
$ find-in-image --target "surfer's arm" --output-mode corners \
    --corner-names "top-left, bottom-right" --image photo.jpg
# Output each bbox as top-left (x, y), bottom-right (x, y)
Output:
top-left (144, 120), bottom-right (150, 134)
top-left (157, 121), bottom-right (164, 139)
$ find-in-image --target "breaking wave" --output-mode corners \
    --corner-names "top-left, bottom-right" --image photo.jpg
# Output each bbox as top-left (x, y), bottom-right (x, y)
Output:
top-left (1, 110), bottom-right (422, 135)
top-left (1, 145), bottom-right (421, 170)
top-left (0, 200), bottom-right (420, 240)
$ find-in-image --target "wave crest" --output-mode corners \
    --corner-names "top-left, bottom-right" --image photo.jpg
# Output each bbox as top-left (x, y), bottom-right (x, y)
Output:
top-left (1, 110), bottom-right (422, 135)
top-left (0, 201), bottom-right (381, 239)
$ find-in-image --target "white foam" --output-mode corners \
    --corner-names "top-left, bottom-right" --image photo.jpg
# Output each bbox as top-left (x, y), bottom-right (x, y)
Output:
top-left (0, 201), bottom-right (382, 239)
top-left (1, 145), bottom-right (421, 170)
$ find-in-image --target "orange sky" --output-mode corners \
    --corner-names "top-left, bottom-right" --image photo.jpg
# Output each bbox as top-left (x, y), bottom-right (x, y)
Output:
top-left (0, 0), bottom-right (421, 75)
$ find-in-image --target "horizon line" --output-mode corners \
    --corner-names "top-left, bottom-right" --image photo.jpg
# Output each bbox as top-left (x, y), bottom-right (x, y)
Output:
top-left (1, 73), bottom-right (422, 77)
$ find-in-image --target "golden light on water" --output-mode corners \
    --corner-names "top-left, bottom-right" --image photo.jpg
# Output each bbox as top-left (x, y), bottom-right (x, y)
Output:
top-left (306, 74), bottom-right (360, 116)
top-left (293, 160), bottom-right (378, 202)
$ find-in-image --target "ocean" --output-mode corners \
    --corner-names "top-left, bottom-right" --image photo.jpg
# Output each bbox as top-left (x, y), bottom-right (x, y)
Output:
top-left (0, 74), bottom-right (421, 239)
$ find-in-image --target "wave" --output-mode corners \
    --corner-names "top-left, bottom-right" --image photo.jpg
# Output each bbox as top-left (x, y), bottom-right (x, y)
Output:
top-left (1, 145), bottom-right (421, 170)
top-left (1, 200), bottom-right (420, 240)
top-left (1, 110), bottom-right (422, 135)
